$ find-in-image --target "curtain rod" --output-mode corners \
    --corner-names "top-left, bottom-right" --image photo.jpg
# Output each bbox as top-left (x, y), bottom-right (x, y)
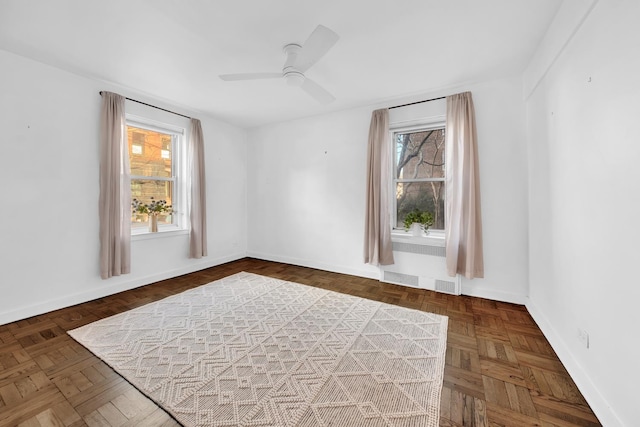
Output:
top-left (99, 91), bottom-right (191, 119)
top-left (388, 96), bottom-right (446, 110)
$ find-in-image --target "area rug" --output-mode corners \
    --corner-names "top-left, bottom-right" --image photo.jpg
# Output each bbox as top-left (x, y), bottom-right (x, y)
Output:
top-left (69, 272), bottom-right (448, 426)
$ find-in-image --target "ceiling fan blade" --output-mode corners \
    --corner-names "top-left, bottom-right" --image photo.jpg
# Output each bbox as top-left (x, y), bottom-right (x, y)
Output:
top-left (219, 72), bottom-right (281, 81)
top-left (294, 25), bottom-right (339, 72)
top-left (300, 78), bottom-right (335, 104)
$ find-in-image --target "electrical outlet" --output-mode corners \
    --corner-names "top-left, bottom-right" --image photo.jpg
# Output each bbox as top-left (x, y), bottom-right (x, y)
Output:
top-left (577, 328), bottom-right (590, 349)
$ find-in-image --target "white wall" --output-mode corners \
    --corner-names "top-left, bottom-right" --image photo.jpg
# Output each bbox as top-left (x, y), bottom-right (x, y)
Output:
top-left (525, 0), bottom-right (638, 425)
top-left (246, 106), bottom-right (380, 279)
top-left (0, 49), bottom-right (247, 324)
top-left (247, 76), bottom-right (530, 303)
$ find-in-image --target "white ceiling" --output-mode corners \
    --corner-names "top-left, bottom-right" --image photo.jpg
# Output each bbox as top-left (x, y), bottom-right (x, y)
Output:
top-left (0, 0), bottom-right (561, 128)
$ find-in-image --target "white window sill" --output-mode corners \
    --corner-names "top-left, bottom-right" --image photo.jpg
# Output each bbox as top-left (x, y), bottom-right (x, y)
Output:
top-left (132, 228), bottom-right (188, 241)
top-left (391, 229), bottom-right (445, 247)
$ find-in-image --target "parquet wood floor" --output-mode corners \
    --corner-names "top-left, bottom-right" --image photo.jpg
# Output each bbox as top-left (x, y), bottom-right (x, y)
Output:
top-left (0, 258), bottom-right (601, 426)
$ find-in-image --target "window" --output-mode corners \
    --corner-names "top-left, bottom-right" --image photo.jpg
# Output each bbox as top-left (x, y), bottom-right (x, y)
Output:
top-left (392, 124), bottom-right (446, 231)
top-left (127, 117), bottom-right (184, 233)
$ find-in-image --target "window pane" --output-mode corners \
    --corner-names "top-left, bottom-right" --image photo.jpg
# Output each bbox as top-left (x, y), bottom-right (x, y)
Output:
top-left (396, 128), bottom-right (445, 180)
top-left (131, 179), bottom-right (173, 229)
top-left (396, 181), bottom-right (445, 229)
top-left (128, 126), bottom-right (172, 178)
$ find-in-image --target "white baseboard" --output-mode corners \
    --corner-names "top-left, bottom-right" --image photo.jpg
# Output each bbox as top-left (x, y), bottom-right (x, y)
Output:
top-left (247, 252), bottom-right (531, 305)
top-left (526, 299), bottom-right (623, 427)
top-left (247, 252), bottom-right (528, 305)
top-left (462, 285), bottom-right (528, 305)
top-left (246, 251), bottom-right (380, 280)
top-left (0, 253), bottom-right (245, 326)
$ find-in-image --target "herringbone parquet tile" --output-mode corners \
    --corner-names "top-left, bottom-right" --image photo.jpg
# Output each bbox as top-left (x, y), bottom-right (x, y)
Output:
top-left (0, 258), bottom-right (601, 426)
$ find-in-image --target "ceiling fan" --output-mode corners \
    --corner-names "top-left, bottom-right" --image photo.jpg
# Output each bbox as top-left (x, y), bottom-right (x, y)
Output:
top-left (219, 25), bottom-right (339, 104)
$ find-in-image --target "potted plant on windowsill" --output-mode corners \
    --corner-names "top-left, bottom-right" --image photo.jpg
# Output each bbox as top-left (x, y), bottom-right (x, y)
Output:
top-left (403, 209), bottom-right (434, 236)
top-left (132, 197), bottom-right (172, 232)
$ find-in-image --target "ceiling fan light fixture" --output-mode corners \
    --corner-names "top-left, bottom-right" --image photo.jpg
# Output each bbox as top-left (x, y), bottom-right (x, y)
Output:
top-left (284, 71), bottom-right (305, 87)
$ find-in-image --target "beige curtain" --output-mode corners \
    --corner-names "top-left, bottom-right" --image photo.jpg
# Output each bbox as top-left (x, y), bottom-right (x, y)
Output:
top-left (188, 118), bottom-right (207, 258)
top-left (99, 92), bottom-right (131, 279)
top-left (364, 109), bottom-right (394, 266)
top-left (445, 92), bottom-right (484, 278)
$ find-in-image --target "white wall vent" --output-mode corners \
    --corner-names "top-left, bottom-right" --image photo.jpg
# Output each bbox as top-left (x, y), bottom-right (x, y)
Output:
top-left (392, 241), bottom-right (445, 257)
top-left (383, 271), bottom-right (419, 288)
top-left (380, 239), bottom-right (461, 295)
top-left (435, 279), bottom-right (458, 295)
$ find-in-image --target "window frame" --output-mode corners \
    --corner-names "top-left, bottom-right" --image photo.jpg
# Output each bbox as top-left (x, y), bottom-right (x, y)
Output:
top-left (126, 114), bottom-right (186, 235)
top-left (390, 120), bottom-right (447, 237)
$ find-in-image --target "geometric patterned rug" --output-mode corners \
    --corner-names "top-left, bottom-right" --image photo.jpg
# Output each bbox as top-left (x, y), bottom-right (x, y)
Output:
top-left (68, 272), bottom-right (448, 426)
